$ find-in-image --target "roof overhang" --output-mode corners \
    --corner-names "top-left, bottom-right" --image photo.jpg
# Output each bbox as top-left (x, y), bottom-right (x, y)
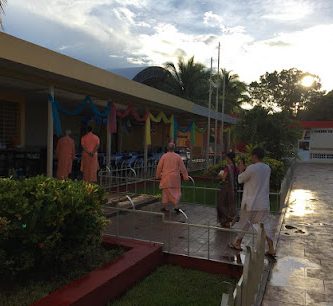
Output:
top-left (0, 32), bottom-right (236, 124)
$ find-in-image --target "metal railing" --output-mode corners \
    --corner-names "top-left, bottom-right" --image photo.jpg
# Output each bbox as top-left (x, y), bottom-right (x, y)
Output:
top-left (220, 224), bottom-right (266, 306)
top-left (104, 204), bottom-right (257, 263)
top-left (279, 159), bottom-right (297, 209)
top-left (99, 158), bottom-right (298, 213)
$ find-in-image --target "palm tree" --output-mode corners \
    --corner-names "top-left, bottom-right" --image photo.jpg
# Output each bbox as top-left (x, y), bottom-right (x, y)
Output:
top-left (0, 0), bottom-right (6, 30)
top-left (218, 69), bottom-right (249, 114)
top-left (164, 56), bottom-right (210, 106)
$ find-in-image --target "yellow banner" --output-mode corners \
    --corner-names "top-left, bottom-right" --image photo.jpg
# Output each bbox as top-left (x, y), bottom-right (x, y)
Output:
top-left (145, 112), bottom-right (174, 146)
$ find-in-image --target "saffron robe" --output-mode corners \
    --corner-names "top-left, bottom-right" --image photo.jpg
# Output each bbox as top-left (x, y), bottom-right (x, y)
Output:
top-left (156, 152), bottom-right (189, 205)
top-left (56, 136), bottom-right (75, 179)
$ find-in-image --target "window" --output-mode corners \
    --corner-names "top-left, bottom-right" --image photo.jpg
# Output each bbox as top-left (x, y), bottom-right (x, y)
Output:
top-left (312, 129), bottom-right (333, 134)
top-left (311, 153), bottom-right (333, 160)
top-left (0, 100), bottom-right (21, 149)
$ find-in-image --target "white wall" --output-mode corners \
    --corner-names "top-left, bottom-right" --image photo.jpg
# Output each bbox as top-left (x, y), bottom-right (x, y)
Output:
top-left (310, 129), bottom-right (333, 150)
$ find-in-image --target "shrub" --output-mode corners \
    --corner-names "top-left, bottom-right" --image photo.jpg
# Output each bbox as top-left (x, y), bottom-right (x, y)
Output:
top-left (203, 161), bottom-right (226, 177)
top-left (203, 155), bottom-right (285, 191)
top-left (0, 176), bottom-right (108, 277)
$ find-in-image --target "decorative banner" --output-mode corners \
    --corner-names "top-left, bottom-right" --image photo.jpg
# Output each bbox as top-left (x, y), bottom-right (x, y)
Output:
top-left (145, 115), bottom-right (152, 145)
top-left (48, 95), bottom-right (111, 136)
top-left (173, 119), bottom-right (207, 145)
top-left (49, 95), bottom-right (62, 137)
top-left (145, 112), bottom-right (173, 146)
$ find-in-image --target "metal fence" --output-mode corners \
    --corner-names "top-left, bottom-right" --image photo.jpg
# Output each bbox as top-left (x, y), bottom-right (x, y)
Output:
top-left (279, 159), bottom-right (297, 209)
top-left (221, 224), bottom-right (266, 306)
top-left (99, 158), bottom-right (297, 213)
top-left (104, 205), bottom-right (257, 262)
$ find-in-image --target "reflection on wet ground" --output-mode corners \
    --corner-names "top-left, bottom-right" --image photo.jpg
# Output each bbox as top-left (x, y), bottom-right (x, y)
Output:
top-left (263, 163), bottom-right (333, 306)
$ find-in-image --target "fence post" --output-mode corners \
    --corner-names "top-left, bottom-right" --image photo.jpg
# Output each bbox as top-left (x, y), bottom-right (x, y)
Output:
top-left (241, 246), bottom-right (251, 306)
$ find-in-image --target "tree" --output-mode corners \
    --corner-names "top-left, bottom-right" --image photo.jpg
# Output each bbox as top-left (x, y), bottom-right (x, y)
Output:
top-left (298, 90), bottom-right (333, 120)
top-left (217, 69), bottom-right (249, 114)
top-left (0, 0), bottom-right (6, 30)
top-left (249, 68), bottom-right (324, 116)
top-left (235, 106), bottom-right (301, 160)
top-left (164, 56), bottom-right (210, 106)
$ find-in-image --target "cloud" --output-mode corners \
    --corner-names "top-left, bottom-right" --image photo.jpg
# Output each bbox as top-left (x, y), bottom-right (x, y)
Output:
top-left (203, 11), bottom-right (223, 27)
top-left (265, 40), bottom-right (291, 47)
top-left (261, 0), bottom-right (313, 21)
top-left (230, 24), bottom-right (333, 90)
top-left (3, 0), bottom-right (333, 91)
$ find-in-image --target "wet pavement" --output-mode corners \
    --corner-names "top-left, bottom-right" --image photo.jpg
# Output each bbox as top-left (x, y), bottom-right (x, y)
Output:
top-left (263, 163), bottom-right (333, 306)
top-left (105, 201), bottom-right (281, 266)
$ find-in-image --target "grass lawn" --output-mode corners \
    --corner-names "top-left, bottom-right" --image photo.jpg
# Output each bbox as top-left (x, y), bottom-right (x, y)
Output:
top-left (135, 179), bottom-right (281, 212)
top-left (110, 265), bottom-right (235, 306)
top-left (0, 246), bottom-right (123, 306)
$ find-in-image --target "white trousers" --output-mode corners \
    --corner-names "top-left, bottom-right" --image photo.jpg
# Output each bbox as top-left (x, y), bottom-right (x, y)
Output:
top-left (234, 209), bottom-right (273, 240)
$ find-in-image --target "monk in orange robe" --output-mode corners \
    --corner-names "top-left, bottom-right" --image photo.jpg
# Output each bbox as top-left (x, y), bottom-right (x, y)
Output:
top-left (55, 130), bottom-right (75, 180)
top-left (80, 126), bottom-right (100, 183)
top-left (156, 142), bottom-right (189, 214)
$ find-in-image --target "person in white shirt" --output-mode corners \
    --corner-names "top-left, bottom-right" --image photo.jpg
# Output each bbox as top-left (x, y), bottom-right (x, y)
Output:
top-left (229, 147), bottom-right (276, 257)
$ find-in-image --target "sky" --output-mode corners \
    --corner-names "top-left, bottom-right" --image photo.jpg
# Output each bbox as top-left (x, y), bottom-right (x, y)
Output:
top-left (3, 0), bottom-right (333, 90)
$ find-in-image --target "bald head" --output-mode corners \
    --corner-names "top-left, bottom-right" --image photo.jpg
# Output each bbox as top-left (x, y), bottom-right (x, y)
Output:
top-left (167, 142), bottom-right (175, 152)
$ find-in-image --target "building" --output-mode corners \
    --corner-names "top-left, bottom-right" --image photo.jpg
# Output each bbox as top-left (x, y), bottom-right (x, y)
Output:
top-left (298, 121), bottom-right (333, 163)
top-left (0, 32), bottom-right (235, 178)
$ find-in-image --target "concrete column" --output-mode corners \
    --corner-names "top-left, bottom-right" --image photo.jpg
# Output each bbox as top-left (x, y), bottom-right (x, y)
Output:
top-left (144, 119), bottom-right (148, 174)
top-left (47, 86), bottom-right (54, 177)
top-left (118, 118), bottom-right (123, 153)
top-left (106, 102), bottom-right (111, 169)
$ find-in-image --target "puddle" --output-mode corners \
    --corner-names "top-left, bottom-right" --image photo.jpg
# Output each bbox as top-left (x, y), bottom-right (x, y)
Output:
top-left (270, 256), bottom-right (320, 287)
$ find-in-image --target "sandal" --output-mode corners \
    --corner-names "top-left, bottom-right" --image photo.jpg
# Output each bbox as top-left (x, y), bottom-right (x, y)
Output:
top-left (265, 252), bottom-right (277, 261)
top-left (228, 242), bottom-right (243, 251)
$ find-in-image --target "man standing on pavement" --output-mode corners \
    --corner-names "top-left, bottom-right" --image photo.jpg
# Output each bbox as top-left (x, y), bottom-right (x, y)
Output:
top-left (230, 147), bottom-right (276, 258)
top-left (80, 126), bottom-right (100, 183)
top-left (156, 142), bottom-right (189, 214)
top-left (55, 129), bottom-right (75, 180)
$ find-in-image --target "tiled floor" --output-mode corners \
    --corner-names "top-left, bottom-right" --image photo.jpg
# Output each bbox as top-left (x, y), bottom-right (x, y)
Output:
top-left (105, 200), bottom-right (281, 266)
top-left (262, 163), bottom-right (333, 306)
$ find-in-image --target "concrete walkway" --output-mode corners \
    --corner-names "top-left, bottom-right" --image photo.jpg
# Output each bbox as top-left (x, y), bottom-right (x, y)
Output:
top-left (105, 201), bottom-right (281, 266)
top-left (263, 163), bottom-right (333, 306)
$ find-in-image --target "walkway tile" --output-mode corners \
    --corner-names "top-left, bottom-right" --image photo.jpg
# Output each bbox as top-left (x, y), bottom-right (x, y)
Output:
top-left (105, 201), bottom-right (281, 265)
top-left (263, 163), bottom-right (333, 306)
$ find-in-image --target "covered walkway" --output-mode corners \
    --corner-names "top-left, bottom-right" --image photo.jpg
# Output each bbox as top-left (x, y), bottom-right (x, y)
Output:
top-left (0, 32), bottom-right (235, 178)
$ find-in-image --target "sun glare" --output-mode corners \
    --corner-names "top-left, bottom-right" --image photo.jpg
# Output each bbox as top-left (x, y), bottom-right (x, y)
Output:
top-left (301, 75), bottom-right (315, 87)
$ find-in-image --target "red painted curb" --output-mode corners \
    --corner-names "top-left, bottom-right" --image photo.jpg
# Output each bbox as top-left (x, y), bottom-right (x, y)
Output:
top-left (32, 237), bottom-right (163, 306)
top-left (32, 237), bottom-right (241, 306)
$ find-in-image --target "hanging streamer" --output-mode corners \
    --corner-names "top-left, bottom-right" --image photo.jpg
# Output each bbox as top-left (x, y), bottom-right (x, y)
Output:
top-left (145, 112), bottom-right (173, 146)
top-left (49, 95), bottom-right (111, 136)
top-left (172, 119), bottom-right (207, 146)
top-left (48, 95), bottom-right (62, 137)
top-left (145, 115), bottom-right (152, 145)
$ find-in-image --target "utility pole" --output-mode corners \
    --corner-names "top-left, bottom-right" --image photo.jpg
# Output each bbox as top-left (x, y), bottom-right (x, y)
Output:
top-left (221, 67), bottom-right (226, 157)
top-left (214, 42), bottom-right (220, 164)
top-left (206, 57), bottom-right (213, 167)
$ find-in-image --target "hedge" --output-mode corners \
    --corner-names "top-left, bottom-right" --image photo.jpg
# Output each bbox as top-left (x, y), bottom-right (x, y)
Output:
top-left (203, 156), bottom-right (285, 190)
top-left (0, 176), bottom-right (108, 277)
